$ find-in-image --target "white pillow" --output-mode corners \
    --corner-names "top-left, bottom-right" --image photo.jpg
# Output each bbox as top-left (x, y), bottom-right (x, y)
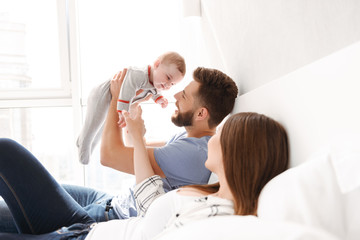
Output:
top-left (154, 216), bottom-right (339, 240)
top-left (258, 149), bottom-right (360, 240)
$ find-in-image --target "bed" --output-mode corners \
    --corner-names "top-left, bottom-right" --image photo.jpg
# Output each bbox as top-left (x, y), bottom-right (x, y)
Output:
top-left (156, 39), bottom-right (360, 239)
top-left (153, 1), bottom-right (360, 238)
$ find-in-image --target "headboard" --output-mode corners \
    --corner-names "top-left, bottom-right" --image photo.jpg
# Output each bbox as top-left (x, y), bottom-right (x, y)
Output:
top-left (232, 41), bottom-right (360, 167)
top-left (199, 0), bottom-right (360, 94)
top-left (197, 0), bottom-right (360, 166)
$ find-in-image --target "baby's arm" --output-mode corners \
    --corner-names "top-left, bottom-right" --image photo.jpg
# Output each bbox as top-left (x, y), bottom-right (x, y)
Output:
top-left (153, 94), bottom-right (168, 108)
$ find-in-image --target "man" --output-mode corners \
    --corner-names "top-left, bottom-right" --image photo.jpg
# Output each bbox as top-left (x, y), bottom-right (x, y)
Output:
top-left (99, 67), bottom-right (238, 219)
top-left (0, 67), bottom-right (238, 232)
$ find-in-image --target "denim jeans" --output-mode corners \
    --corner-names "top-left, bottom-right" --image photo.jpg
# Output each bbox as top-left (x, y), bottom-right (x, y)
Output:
top-left (0, 138), bottom-right (96, 236)
top-left (61, 185), bottom-right (118, 223)
top-left (0, 185), bottom-right (118, 233)
top-left (0, 139), bottom-right (120, 234)
top-left (0, 223), bottom-right (95, 240)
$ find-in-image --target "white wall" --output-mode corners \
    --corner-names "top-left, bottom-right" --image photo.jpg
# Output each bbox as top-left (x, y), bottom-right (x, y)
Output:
top-left (199, 0), bottom-right (360, 94)
top-left (233, 41), bottom-right (360, 167)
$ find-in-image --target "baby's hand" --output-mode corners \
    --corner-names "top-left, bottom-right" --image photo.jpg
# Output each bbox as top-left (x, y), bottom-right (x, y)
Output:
top-left (156, 97), bottom-right (168, 108)
top-left (118, 112), bottom-right (126, 128)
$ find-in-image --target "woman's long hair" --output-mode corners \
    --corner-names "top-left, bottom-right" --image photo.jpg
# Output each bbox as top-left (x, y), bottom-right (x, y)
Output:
top-left (187, 112), bottom-right (289, 215)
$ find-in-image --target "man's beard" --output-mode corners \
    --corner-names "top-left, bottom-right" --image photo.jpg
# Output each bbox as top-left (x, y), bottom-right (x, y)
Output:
top-left (171, 110), bottom-right (194, 127)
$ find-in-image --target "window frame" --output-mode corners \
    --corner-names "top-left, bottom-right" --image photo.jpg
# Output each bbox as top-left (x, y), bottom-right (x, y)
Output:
top-left (0, 0), bottom-right (85, 184)
top-left (0, 0), bottom-right (82, 126)
top-left (0, 0), bottom-right (72, 103)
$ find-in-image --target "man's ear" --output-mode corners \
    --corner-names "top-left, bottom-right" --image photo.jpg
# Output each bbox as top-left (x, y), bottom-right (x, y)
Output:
top-left (154, 59), bottom-right (160, 69)
top-left (195, 107), bottom-right (209, 121)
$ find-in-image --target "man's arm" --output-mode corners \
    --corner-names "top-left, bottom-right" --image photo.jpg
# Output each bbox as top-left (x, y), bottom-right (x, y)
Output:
top-left (145, 141), bottom-right (166, 147)
top-left (100, 69), bottom-right (165, 177)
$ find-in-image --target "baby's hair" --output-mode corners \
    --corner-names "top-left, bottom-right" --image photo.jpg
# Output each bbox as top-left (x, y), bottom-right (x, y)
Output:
top-left (158, 52), bottom-right (186, 76)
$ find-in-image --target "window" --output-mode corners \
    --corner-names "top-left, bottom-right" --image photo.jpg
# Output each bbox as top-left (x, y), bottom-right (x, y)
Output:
top-left (0, 107), bottom-right (83, 184)
top-left (0, 0), bottom-right (70, 100)
top-left (0, 0), bottom-right (81, 185)
top-left (0, 0), bottom-right (203, 192)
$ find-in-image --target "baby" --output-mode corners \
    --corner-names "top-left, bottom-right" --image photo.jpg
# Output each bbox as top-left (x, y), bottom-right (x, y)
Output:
top-left (117, 52), bottom-right (185, 127)
top-left (76, 51), bottom-right (186, 164)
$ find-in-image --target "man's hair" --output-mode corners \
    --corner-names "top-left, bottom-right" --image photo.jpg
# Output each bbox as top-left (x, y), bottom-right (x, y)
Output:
top-left (193, 67), bottom-right (238, 128)
top-left (158, 51), bottom-right (186, 76)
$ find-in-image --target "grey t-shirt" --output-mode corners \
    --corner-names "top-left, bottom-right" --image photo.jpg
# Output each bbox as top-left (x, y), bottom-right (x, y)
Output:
top-left (111, 131), bottom-right (211, 218)
top-left (154, 131), bottom-right (212, 190)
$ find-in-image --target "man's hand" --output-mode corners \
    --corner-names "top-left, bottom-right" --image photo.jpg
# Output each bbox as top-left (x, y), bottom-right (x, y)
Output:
top-left (128, 93), bottom-right (153, 118)
top-left (118, 112), bottom-right (126, 128)
top-left (110, 69), bottom-right (127, 99)
top-left (111, 68), bottom-right (127, 127)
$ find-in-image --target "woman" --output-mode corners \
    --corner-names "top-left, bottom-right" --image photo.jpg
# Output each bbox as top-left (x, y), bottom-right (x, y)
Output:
top-left (0, 110), bottom-right (289, 239)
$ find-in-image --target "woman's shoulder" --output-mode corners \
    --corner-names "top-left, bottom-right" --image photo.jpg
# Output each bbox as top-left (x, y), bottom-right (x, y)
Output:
top-left (176, 187), bottom-right (209, 197)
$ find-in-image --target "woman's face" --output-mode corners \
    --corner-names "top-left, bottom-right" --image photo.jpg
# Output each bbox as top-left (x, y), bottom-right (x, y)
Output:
top-left (205, 127), bottom-right (223, 174)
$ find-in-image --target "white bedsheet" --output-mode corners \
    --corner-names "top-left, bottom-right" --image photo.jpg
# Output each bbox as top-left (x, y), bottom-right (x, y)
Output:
top-left (154, 216), bottom-right (339, 240)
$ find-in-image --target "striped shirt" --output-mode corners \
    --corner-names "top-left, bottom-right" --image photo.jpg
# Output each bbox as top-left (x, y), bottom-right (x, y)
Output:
top-left (86, 175), bottom-right (234, 240)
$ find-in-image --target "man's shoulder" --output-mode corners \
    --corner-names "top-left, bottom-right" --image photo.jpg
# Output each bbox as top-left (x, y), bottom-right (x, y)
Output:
top-left (168, 131), bottom-right (211, 147)
top-left (169, 131), bottom-right (187, 141)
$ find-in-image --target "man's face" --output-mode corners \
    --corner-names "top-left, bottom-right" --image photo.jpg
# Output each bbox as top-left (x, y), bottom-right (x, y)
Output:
top-left (171, 81), bottom-right (200, 127)
top-left (171, 109), bottom-right (194, 127)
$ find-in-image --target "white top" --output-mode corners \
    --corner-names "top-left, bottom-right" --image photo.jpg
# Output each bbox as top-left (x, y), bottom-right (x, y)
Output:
top-left (85, 176), bottom-right (234, 240)
top-left (117, 66), bottom-right (163, 112)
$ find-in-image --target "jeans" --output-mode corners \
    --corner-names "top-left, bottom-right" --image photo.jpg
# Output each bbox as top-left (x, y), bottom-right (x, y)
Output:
top-left (0, 223), bottom-right (95, 240)
top-left (0, 199), bottom-right (15, 233)
top-left (0, 138), bottom-right (96, 237)
top-left (0, 185), bottom-right (118, 233)
top-left (0, 139), bottom-right (120, 234)
top-left (62, 185), bottom-right (118, 223)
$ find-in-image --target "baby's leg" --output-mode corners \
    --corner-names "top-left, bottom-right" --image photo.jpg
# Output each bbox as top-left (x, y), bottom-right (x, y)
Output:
top-left (76, 80), bottom-right (111, 164)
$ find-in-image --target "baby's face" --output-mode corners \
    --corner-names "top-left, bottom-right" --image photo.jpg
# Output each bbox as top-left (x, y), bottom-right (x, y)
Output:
top-left (152, 62), bottom-right (183, 91)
